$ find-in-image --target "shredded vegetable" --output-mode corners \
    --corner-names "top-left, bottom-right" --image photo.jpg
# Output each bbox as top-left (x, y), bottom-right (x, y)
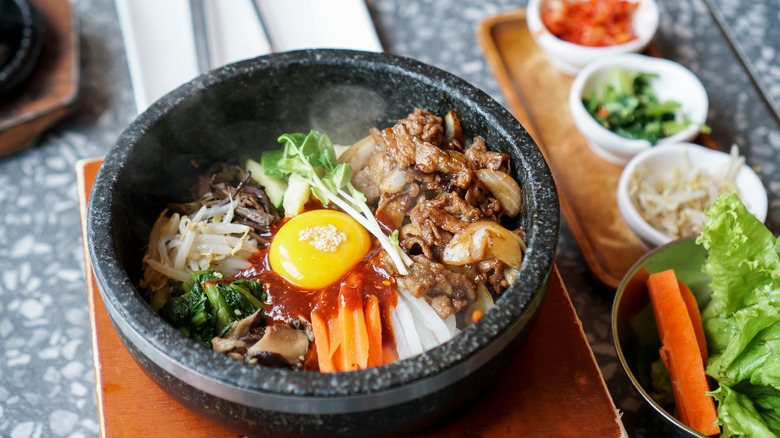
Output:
top-left (628, 145), bottom-right (745, 239)
top-left (142, 198), bottom-right (259, 295)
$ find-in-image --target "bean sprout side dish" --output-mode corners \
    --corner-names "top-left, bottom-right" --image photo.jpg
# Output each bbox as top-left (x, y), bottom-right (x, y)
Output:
top-left (140, 109), bottom-right (527, 372)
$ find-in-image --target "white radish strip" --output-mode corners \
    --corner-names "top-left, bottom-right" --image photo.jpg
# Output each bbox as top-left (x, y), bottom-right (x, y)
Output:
top-left (391, 309), bottom-right (412, 360)
top-left (398, 288), bottom-right (452, 346)
top-left (443, 313), bottom-right (458, 337)
top-left (393, 294), bottom-right (424, 358)
top-left (395, 289), bottom-right (437, 349)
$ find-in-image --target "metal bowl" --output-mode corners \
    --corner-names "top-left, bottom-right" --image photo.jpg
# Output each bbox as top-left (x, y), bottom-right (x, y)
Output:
top-left (612, 236), bottom-right (712, 437)
top-left (87, 49), bottom-right (560, 437)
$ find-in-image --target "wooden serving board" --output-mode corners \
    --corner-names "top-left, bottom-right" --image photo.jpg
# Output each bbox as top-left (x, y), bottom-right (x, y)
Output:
top-left (78, 157), bottom-right (625, 437)
top-left (477, 10), bottom-right (717, 288)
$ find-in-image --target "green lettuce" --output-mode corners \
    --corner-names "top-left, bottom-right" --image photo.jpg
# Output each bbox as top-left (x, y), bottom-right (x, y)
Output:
top-left (697, 191), bottom-right (780, 437)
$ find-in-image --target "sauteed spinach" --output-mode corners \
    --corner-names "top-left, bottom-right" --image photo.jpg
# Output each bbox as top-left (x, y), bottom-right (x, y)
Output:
top-left (583, 67), bottom-right (709, 144)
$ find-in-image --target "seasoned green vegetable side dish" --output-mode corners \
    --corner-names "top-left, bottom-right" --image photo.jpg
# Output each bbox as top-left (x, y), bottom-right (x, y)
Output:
top-left (583, 67), bottom-right (710, 144)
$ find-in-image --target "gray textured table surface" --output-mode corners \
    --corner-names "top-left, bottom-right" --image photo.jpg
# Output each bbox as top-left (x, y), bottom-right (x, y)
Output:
top-left (1, 0), bottom-right (778, 437)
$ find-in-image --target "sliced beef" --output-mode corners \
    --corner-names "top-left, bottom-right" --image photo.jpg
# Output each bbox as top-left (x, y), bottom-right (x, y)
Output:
top-left (398, 255), bottom-right (477, 319)
top-left (465, 136), bottom-right (509, 172)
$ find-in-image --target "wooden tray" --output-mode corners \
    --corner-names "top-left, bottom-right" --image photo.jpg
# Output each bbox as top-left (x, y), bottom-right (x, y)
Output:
top-left (0, 0), bottom-right (79, 158)
top-left (78, 157), bottom-right (625, 437)
top-left (477, 9), bottom-right (717, 288)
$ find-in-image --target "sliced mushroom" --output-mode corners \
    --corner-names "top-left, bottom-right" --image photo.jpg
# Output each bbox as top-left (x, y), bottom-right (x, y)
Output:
top-left (245, 323), bottom-right (311, 367)
top-left (221, 308), bottom-right (263, 341)
top-left (211, 337), bottom-right (247, 354)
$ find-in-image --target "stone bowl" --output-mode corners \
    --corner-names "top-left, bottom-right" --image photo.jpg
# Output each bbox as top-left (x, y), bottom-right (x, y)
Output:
top-left (86, 49), bottom-right (560, 437)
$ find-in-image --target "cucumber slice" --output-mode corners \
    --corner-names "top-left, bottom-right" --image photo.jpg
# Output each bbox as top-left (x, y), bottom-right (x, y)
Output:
top-left (282, 173), bottom-right (311, 217)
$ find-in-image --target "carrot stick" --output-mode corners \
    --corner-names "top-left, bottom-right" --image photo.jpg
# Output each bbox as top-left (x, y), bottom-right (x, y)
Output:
top-left (327, 317), bottom-right (341, 363)
top-left (364, 295), bottom-right (383, 368)
top-left (659, 347), bottom-right (689, 426)
top-left (382, 345), bottom-right (398, 365)
top-left (678, 280), bottom-right (708, 363)
top-left (311, 310), bottom-right (335, 373)
top-left (353, 303), bottom-right (370, 370)
top-left (647, 269), bottom-right (720, 436)
top-left (327, 316), bottom-right (348, 371)
top-left (338, 286), bottom-right (358, 371)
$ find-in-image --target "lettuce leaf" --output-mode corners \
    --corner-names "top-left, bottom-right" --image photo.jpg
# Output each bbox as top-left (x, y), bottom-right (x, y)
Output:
top-left (697, 191), bottom-right (780, 437)
top-left (710, 385), bottom-right (778, 438)
top-left (698, 191), bottom-right (780, 353)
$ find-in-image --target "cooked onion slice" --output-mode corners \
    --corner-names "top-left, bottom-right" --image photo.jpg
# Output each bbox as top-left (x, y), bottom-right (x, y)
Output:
top-left (476, 169), bottom-right (521, 217)
top-left (442, 220), bottom-right (524, 268)
top-left (444, 110), bottom-right (463, 144)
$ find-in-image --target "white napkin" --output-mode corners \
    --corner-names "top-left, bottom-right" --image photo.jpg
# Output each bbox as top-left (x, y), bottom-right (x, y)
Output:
top-left (115, 0), bottom-right (383, 113)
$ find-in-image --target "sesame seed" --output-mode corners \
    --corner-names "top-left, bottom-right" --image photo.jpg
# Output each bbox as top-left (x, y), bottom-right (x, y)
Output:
top-left (298, 224), bottom-right (347, 252)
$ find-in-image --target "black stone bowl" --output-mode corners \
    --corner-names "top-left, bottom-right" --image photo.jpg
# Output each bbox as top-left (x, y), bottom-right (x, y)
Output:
top-left (0, 0), bottom-right (45, 96)
top-left (87, 49), bottom-right (560, 437)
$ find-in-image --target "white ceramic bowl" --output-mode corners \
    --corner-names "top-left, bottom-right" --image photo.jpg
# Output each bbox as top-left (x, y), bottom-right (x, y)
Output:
top-left (527, 0), bottom-right (659, 76)
top-left (569, 54), bottom-right (710, 165)
top-left (616, 142), bottom-right (767, 249)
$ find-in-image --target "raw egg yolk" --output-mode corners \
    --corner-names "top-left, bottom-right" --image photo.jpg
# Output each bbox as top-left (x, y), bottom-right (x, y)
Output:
top-left (269, 210), bottom-right (371, 290)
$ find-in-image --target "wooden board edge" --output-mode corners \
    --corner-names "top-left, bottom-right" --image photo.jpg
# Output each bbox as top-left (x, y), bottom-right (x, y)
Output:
top-left (76, 157), bottom-right (108, 437)
top-left (552, 267), bottom-right (628, 437)
top-left (476, 10), bottom-right (623, 288)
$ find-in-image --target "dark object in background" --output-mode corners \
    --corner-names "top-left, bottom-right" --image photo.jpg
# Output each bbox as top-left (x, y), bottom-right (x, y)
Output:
top-left (0, 0), bottom-right (45, 96)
